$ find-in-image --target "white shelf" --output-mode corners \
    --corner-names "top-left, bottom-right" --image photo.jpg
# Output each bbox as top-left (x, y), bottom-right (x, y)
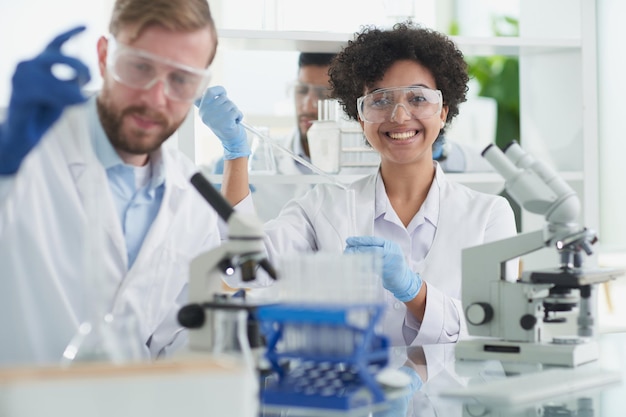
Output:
top-left (203, 170), bottom-right (585, 198)
top-left (205, 172), bottom-right (507, 195)
top-left (218, 29), bottom-right (580, 56)
top-left (205, 171), bottom-right (583, 186)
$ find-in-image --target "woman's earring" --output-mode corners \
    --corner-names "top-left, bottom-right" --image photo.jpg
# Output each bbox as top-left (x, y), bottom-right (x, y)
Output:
top-left (441, 120), bottom-right (445, 128)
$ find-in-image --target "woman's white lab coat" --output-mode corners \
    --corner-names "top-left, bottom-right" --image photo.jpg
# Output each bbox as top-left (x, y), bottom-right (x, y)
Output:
top-left (261, 164), bottom-right (518, 346)
top-left (0, 103), bottom-right (220, 366)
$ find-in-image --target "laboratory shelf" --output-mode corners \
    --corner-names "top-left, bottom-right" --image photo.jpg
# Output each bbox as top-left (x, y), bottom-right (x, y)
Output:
top-left (205, 171), bottom-right (582, 185)
top-left (203, 171), bottom-right (583, 197)
top-left (218, 29), bottom-right (580, 56)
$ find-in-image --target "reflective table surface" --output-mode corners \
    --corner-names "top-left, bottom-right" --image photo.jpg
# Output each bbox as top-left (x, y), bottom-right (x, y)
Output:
top-left (259, 332), bottom-right (626, 417)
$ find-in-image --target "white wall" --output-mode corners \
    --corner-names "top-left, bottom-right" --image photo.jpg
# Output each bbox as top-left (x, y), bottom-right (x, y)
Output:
top-left (0, 1), bottom-right (114, 106)
top-left (598, 0), bottom-right (626, 252)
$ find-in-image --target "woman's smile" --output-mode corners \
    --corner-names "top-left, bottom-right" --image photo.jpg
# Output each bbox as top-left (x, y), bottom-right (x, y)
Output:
top-left (387, 130), bottom-right (418, 140)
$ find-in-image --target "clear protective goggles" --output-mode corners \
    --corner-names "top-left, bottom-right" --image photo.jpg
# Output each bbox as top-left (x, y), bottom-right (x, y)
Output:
top-left (288, 81), bottom-right (333, 108)
top-left (357, 86), bottom-right (443, 123)
top-left (105, 35), bottom-right (211, 102)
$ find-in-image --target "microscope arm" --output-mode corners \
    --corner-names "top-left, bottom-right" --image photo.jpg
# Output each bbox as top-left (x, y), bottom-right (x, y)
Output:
top-left (187, 172), bottom-right (277, 303)
top-left (462, 230), bottom-right (544, 335)
top-left (181, 173), bottom-right (276, 351)
top-left (463, 230), bottom-right (544, 283)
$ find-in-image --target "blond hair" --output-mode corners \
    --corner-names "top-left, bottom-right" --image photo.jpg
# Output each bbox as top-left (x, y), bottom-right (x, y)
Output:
top-left (109, 0), bottom-right (218, 64)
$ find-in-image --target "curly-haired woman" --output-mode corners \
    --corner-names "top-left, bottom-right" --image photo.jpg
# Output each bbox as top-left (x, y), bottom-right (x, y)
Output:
top-left (203, 22), bottom-right (518, 346)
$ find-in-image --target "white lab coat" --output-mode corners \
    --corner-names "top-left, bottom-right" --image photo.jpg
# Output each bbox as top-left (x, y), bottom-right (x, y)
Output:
top-left (0, 103), bottom-right (220, 366)
top-left (260, 164), bottom-right (518, 346)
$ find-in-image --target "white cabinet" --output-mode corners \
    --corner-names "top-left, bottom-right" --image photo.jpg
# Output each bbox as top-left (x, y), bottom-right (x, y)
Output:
top-left (194, 0), bottom-right (598, 268)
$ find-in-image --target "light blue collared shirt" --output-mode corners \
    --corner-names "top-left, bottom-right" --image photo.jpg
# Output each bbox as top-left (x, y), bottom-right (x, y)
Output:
top-left (88, 97), bottom-right (165, 268)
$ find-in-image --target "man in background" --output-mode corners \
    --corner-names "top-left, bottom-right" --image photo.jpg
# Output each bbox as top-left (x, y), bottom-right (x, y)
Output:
top-left (289, 52), bottom-right (336, 168)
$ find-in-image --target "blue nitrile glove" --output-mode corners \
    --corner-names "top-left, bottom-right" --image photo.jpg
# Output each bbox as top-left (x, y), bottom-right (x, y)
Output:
top-left (345, 236), bottom-right (423, 302)
top-left (432, 133), bottom-right (446, 161)
top-left (195, 85), bottom-right (250, 160)
top-left (0, 26), bottom-right (91, 175)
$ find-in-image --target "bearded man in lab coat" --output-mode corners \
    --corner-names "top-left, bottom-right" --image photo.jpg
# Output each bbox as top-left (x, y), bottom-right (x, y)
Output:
top-left (0, 0), bottom-right (223, 365)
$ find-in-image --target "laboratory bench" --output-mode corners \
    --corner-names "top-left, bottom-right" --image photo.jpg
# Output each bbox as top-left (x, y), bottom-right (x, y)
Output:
top-left (0, 332), bottom-right (623, 417)
top-left (259, 331), bottom-right (626, 417)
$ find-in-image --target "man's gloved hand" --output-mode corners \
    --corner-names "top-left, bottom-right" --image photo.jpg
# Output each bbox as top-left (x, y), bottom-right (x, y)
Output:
top-left (0, 26), bottom-right (91, 175)
top-left (196, 86), bottom-right (250, 160)
top-left (345, 236), bottom-right (423, 302)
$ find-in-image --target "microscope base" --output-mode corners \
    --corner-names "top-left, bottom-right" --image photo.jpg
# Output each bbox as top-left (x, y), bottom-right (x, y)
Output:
top-left (455, 338), bottom-right (599, 367)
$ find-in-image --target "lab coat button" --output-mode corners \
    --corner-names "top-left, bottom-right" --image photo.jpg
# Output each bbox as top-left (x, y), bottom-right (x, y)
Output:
top-left (393, 302), bottom-right (402, 309)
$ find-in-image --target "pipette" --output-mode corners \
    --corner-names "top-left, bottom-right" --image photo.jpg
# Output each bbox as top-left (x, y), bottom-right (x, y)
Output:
top-left (241, 121), bottom-right (346, 190)
top-left (240, 122), bottom-right (358, 237)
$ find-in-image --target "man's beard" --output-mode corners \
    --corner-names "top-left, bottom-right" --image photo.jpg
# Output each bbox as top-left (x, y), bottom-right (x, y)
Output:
top-left (96, 95), bottom-right (180, 156)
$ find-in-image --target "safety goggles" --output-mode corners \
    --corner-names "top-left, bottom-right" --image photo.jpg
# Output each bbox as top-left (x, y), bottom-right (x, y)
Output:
top-left (106, 35), bottom-right (211, 102)
top-left (289, 82), bottom-right (333, 107)
top-left (357, 86), bottom-right (443, 123)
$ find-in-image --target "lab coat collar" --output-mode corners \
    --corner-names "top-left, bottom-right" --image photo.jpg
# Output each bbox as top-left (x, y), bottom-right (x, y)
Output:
top-left (60, 99), bottom-right (99, 168)
top-left (86, 96), bottom-right (168, 194)
top-left (57, 99), bottom-right (191, 273)
top-left (374, 162), bottom-right (442, 228)
top-left (87, 96), bottom-right (119, 171)
top-left (349, 173), bottom-right (378, 236)
top-left (421, 163), bottom-right (441, 227)
top-left (56, 101), bottom-right (129, 270)
top-left (63, 95), bottom-right (188, 194)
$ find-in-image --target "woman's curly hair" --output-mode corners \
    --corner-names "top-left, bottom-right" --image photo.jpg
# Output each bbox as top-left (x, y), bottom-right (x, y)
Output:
top-left (329, 22), bottom-right (469, 126)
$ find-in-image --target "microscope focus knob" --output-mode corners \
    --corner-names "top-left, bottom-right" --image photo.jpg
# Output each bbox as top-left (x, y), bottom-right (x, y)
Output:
top-left (466, 302), bottom-right (494, 325)
top-left (520, 314), bottom-right (537, 330)
top-left (177, 303), bottom-right (206, 329)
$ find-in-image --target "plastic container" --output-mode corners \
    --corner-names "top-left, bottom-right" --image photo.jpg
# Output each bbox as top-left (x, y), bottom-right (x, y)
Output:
top-left (308, 99), bottom-right (341, 174)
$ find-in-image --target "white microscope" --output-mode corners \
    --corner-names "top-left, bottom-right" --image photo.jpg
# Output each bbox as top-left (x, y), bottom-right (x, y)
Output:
top-left (455, 141), bottom-right (623, 367)
top-left (177, 172), bottom-right (277, 354)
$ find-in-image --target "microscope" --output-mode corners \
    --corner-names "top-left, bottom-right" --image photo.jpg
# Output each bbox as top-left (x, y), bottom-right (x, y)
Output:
top-left (177, 172), bottom-right (277, 354)
top-left (455, 141), bottom-right (623, 367)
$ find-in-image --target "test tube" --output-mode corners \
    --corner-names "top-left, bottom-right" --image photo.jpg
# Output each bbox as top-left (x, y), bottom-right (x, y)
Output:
top-left (346, 188), bottom-right (357, 238)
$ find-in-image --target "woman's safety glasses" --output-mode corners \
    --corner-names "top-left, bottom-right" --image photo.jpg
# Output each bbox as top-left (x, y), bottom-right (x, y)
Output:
top-left (357, 86), bottom-right (442, 123)
top-left (106, 35), bottom-right (211, 102)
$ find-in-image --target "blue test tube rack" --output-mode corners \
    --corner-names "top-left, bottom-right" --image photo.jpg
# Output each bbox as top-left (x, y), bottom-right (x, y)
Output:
top-left (255, 303), bottom-right (389, 411)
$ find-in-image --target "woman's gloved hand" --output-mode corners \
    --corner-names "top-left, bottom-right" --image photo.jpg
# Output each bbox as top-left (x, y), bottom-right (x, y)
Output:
top-left (196, 86), bottom-right (250, 160)
top-left (345, 236), bottom-right (423, 302)
top-left (0, 25), bottom-right (91, 175)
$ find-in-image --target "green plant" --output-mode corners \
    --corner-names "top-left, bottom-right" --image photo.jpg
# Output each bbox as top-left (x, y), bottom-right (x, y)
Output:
top-left (450, 16), bottom-right (520, 149)
top-left (450, 17), bottom-right (522, 230)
